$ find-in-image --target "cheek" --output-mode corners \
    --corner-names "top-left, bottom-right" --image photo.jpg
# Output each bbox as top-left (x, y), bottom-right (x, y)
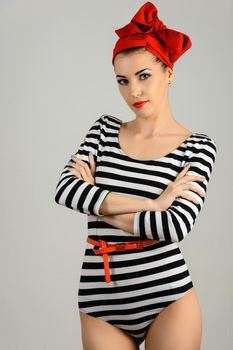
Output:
top-left (118, 85), bottom-right (124, 94)
top-left (149, 80), bottom-right (165, 96)
top-left (119, 87), bottom-right (129, 100)
top-left (147, 82), bottom-right (159, 97)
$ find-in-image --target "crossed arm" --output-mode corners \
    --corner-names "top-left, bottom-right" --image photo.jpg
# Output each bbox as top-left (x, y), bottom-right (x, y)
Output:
top-left (67, 154), bottom-right (161, 235)
top-left (55, 122), bottom-right (216, 243)
top-left (97, 192), bottom-right (160, 235)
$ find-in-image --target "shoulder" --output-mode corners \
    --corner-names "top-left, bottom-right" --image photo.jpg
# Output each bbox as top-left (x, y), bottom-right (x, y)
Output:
top-left (96, 114), bottom-right (122, 132)
top-left (191, 132), bottom-right (217, 149)
top-left (99, 114), bottom-right (122, 125)
top-left (88, 114), bottom-right (121, 130)
top-left (188, 132), bottom-right (217, 163)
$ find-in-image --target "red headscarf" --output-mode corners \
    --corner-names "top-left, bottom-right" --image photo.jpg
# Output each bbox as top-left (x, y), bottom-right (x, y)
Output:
top-left (112, 1), bottom-right (192, 69)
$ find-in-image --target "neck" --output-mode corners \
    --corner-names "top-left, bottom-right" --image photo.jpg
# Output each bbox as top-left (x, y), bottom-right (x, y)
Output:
top-left (133, 99), bottom-right (178, 137)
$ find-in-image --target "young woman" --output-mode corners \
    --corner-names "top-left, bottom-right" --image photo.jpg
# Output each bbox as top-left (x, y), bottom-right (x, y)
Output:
top-left (55, 2), bottom-right (217, 349)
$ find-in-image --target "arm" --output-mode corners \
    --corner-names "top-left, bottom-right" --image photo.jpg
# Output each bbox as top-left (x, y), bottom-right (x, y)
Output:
top-left (54, 115), bottom-right (110, 216)
top-left (98, 191), bottom-right (155, 215)
top-left (101, 138), bottom-right (217, 241)
top-left (54, 115), bottom-right (154, 216)
top-left (133, 138), bottom-right (217, 242)
top-left (99, 199), bottom-right (160, 233)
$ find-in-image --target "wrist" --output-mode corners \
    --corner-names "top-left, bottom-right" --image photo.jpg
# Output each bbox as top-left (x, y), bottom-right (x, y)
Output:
top-left (146, 198), bottom-right (161, 211)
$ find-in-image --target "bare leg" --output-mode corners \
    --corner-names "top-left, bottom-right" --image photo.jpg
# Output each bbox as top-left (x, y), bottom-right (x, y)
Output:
top-left (79, 311), bottom-right (139, 350)
top-left (145, 287), bottom-right (202, 350)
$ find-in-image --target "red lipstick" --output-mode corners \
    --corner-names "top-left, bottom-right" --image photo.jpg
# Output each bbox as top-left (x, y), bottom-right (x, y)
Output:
top-left (133, 100), bottom-right (148, 108)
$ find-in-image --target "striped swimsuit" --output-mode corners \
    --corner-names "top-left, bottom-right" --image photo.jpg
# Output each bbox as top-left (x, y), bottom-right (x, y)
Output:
top-left (54, 114), bottom-right (217, 346)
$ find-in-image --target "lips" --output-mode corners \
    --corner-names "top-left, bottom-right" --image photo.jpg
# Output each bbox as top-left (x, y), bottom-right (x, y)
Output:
top-left (133, 100), bottom-right (148, 107)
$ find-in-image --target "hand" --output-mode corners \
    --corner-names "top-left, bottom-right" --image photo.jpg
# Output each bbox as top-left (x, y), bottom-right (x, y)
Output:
top-left (68, 152), bottom-right (96, 185)
top-left (154, 164), bottom-right (205, 211)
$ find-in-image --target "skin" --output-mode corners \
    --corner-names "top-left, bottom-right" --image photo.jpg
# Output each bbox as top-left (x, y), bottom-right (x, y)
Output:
top-left (114, 49), bottom-right (176, 138)
top-left (70, 50), bottom-right (203, 349)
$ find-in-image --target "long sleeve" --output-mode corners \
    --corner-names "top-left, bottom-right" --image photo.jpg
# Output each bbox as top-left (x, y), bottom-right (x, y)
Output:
top-left (54, 115), bottom-right (110, 216)
top-left (133, 137), bottom-right (217, 242)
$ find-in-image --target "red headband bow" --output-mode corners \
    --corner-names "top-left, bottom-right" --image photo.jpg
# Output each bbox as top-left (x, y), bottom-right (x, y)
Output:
top-left (112, 2), bottom-right (192, 69)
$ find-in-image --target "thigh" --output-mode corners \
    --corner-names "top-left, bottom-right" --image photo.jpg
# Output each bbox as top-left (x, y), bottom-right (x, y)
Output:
top-left (79, 311), bottom-right (139, 350)
top-left (145, 288), bottom-right (202, 350)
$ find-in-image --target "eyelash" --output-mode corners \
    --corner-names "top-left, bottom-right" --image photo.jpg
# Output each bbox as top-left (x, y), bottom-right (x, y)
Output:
top-left (117, 73), bottom-right (151, 86)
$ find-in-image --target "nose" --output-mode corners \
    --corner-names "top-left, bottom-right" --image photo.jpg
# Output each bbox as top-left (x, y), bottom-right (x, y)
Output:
top-left (130, 85), bottom-right (142, 99)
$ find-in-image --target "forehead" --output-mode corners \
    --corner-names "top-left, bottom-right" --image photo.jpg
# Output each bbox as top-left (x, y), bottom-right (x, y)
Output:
top-left (114, 51), bottom-right (160, 75)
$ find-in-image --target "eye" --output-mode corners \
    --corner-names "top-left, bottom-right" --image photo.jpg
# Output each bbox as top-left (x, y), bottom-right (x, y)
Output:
top-left (140, 73), bottom-right (151, 80)
top-left (117, 73), bottom-right (151, 86)
top-left (117, 79), bottom-right (128, 86)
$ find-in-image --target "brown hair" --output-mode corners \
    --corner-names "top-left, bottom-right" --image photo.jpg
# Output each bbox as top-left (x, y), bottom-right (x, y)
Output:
top-left (113, 46), bottom-right (168, 71)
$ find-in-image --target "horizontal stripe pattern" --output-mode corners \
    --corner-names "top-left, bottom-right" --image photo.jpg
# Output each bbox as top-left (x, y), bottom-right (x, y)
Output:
top-left (55, 114), bottom-right (216, 343)
top-left (133, 129), bottom-right (217, 242)
top-left (54, 116), bottom-right (111, 216)
top-left (78, 241), bottom-right (193, 342)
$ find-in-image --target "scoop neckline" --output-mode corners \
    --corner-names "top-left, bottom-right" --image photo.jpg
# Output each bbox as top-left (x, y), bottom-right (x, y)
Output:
top-left (116, 119), bottom-right (196, 163)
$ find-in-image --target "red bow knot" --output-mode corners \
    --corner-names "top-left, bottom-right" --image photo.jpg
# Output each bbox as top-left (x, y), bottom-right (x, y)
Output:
top-left (112, 2), bottom-right (192, 69)
top-left (115, 4), bottom-right (167, 41)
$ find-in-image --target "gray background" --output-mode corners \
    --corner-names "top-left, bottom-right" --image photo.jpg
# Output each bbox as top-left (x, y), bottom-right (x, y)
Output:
top-left (1, 0), bottom-right (232, 349)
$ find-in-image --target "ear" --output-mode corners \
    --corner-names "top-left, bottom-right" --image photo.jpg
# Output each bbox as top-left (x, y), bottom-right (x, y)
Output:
top-left (167, 67), bottom-right (174, 83)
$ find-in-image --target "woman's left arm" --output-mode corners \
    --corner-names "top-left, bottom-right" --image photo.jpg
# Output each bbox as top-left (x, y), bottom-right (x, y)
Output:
top-left (100, 212), bottom-right (135, 234)
top-left (100, 138), bottom-right (217, 241)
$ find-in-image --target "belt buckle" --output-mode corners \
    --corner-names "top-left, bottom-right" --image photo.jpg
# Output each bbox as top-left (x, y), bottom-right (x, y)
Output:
top-left (116, 244), bottom-right (125, 252)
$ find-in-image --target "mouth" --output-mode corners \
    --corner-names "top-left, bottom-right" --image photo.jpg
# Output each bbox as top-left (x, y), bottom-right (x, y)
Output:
top-left (133, 100), bottom-right (149, 108)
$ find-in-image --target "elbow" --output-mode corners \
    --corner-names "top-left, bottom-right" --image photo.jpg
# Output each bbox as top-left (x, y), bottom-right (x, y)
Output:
top-left (54, 189), bottom-right (65, 208)
top-left (173, 235), bottom-right (186, 243)
top-left (54, 174), bottom-right (77, 209)
top-left (54, 186), bottom-right (59, 204)
top-left (170, 226), bottom-right (192, 243)
top-left (54, 193), bottom-right (61, 205)
top-left (54, 184), bottom-right (70, 209)
top-left (54, 184), bottom-right (63, 205)
top-left (54, 184), bottom-right (90, 215)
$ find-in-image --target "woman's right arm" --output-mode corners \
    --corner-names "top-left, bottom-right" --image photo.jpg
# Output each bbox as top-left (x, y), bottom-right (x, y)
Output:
top-left (54, 115), bottom-right (153, 216)
top-left (98, 192), bottom-right (156, 215)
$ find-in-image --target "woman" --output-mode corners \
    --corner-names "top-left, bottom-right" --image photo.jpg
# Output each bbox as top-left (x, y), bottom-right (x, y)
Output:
top-left (55, 2), bottom-right (217, 349)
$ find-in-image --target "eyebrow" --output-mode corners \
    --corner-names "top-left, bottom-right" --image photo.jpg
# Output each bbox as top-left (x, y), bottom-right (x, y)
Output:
top-left (115, 68), bottom-right (152, 78)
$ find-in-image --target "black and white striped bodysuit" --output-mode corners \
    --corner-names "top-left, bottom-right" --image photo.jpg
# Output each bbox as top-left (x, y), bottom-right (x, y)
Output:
top-left (54, 114), bottom-right (217, 346)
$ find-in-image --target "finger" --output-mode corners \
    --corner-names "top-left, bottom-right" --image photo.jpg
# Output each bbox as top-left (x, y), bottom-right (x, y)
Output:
top-left (69, 156), bottom-right (89, 179)
top-left (71, 156), bottom-right (96, 184)
top-left (71, 164), bottom-right (95, 185)
top-left (70, 154), bottom-right (79, 163)
top-left (69, 167), bottom-right (82, 179)
top-left (179, 192), bottom-right (199, 205)
top-left (188, 183), bottom-right (205, 197)
top-left (175, 164), bottom-right (190, 181)
top-left (183, 175), bottom-right (205, 182)
top-left (69, 158), bottom-right (81, 170)
top-left (176, 174), bottom-right (205, 185)
top-left (77, 163), bottom-right (89, 180)
top-left (181, 182), bottom-right (205, 197)
top-left (77, 158), bottom-right (93, 179)
top-left (88, 152), bottom-right (96, 175)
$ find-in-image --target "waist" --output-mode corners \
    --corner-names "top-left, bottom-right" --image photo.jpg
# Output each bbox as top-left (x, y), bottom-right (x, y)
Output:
top-left (86, 236), bottom-right (160, 284)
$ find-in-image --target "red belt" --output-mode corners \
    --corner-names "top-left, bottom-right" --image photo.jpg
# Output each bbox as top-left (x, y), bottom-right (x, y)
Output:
top-left (86, 236), bottom-right (160, 283)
